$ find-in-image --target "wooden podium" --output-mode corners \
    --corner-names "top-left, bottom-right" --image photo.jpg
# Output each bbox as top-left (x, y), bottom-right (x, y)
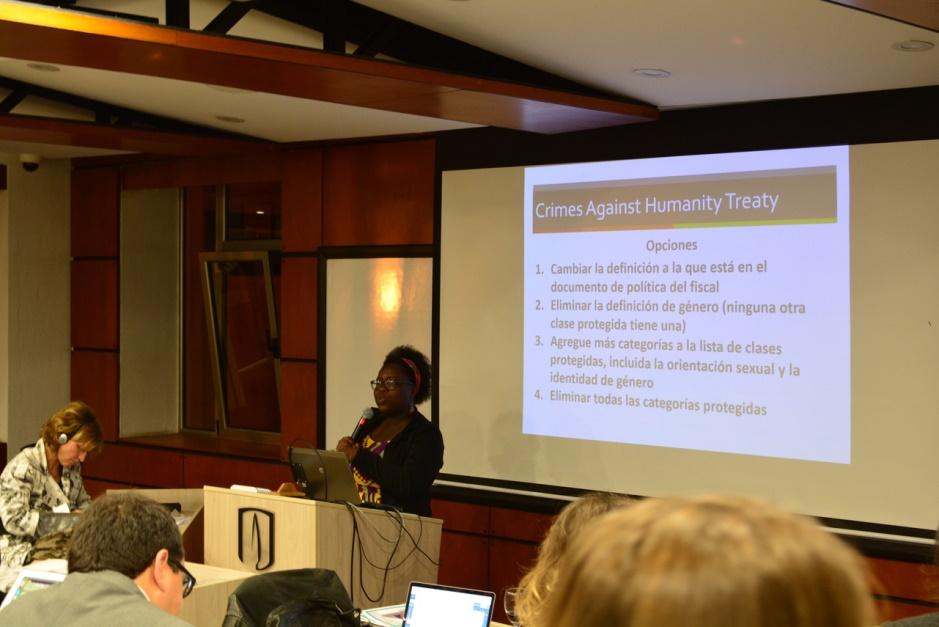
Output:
top-left (202, 486), bottom-right (442, 608)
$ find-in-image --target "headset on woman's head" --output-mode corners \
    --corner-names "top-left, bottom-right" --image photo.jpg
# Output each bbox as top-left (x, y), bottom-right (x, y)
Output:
top-left (57, 429), bottom-right (79, 445)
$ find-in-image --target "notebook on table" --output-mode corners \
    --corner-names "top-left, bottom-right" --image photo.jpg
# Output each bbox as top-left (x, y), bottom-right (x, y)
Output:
top-left (402, 581), bottom-right (495, 627)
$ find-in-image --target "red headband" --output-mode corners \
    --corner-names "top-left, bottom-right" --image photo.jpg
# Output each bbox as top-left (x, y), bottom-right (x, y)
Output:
top-left (400, 358), bottom-right (421, 391)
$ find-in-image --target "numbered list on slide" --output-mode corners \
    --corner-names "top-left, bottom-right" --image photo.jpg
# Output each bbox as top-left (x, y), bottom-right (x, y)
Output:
top-left (523, 147), bottom-right (850, 463)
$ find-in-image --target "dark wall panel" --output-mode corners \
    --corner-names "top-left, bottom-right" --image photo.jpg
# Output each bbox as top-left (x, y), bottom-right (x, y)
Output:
top-left (283, 149), bottom-right (323, 253)
top-left (438, 532), bottom-right (489, 590)
top-left (433, 499), bottom-right (490, 535)
top-left (83, 477), bottom-right (134, 497)
top-left (121, 154), bottom-right (283, 190)
top-left (323, 139), bottom-right (435, 246)
top-left (280, 360), bottom-right (318, 455)
top-left (82, 444), bottom-right (185, 487)
top-left (281, 257), bottom-right (318, 360)
top-left (871, 557), bottom-right (937, 601)
top-left (183, 454), bottom-right (293, 490)
top-left (71, 166), bottom-right (119, 258)
top-left (489, 538), bottom-right (539, 624)
top-left (71, 260), bottom-right (119, 349)
top-left (71, 350), bottom-right (119, 441)
top-left (490, 507), bottom-right (553, 543)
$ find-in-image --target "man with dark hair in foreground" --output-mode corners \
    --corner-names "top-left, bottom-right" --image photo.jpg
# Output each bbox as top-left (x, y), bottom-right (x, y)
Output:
top-left (0, 492), bottom-right (194, 626)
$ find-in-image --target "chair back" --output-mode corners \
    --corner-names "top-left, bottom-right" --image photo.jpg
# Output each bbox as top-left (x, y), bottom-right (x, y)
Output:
top-left (221, 568), bottom-right (356, 627)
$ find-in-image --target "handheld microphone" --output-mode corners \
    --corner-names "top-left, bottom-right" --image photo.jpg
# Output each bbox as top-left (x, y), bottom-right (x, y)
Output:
top-left (351, 407), bottom-right (383, 443)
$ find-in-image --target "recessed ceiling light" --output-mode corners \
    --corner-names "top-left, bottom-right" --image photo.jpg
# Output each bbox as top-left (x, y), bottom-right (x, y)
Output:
top-left (27, 62), bottom-right (61, 72)
top-left (255, 210), bottom-right (265, 215)
top-left (215, 115), bottom-right (245, 124)
top-left (892, 40), bottom-right (934, 52)
top-left (633, 68), bottom-right (671, 78)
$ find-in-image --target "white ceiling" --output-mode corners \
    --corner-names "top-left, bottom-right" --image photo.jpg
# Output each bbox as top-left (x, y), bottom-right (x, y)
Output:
top-left (0, 0), bottom-right (936, 158)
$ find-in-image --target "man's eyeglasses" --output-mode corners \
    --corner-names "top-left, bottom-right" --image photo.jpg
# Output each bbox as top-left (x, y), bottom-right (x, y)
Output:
top-left (370, 378), bottom-right (413, 391)
top-left (169, 559), bottom-right (196, 598)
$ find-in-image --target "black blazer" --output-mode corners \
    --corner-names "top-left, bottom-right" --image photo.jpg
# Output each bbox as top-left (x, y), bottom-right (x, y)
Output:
top-left (350, 411), bottom-right (444, 517)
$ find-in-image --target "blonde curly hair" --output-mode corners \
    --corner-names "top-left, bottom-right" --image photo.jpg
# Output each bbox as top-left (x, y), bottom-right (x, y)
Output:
top-left (539, 494), bottom-right (875, 627)
top-left (514, 491), bottom-right (633, 626)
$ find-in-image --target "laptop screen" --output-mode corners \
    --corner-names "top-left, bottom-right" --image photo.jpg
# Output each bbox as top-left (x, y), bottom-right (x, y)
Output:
top-left (402, 582), bottom-right (494, 627)
top-left (0, 568), bottom-right (67, 609)
top-left (289, 448), bottom-right (361, 504)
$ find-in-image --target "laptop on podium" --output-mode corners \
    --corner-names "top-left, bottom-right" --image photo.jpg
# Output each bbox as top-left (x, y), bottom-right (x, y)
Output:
top-left (289, 448), bottom-right (361, 504)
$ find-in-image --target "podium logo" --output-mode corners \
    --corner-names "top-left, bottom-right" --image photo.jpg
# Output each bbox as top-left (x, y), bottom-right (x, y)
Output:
top-left (238, 507), bottom-right (275, 570)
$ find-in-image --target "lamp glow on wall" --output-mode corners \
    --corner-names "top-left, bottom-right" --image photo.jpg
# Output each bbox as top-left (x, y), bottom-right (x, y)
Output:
top-left (374, 258), bottom-right (404, 322)
top-left (324, 255), bottom-right (433, 449)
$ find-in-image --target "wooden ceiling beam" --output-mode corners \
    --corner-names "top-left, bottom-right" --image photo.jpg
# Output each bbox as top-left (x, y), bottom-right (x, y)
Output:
top-left (0, 113), bottom-right (276, 156)
top-left (823, 0), bottom-right (939, 33)
top-left (0, 3), bottom-right (658, 134)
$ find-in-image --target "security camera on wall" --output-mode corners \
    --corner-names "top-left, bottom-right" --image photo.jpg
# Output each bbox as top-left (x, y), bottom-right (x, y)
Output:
top-left (19, 153), bottom-right (41, 173)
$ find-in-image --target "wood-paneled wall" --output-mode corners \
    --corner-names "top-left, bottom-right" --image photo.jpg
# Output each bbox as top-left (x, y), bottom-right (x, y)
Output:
top-left (70, 167), bottom-right (120, 440)
top-left (68, 133), bottom-right (936, 623)
top-left (70, 138), bottom-right (435, 462)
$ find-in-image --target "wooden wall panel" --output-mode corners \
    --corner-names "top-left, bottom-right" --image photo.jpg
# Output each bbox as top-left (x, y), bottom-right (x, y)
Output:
top-left (71, 260), bottom-right (119, 349)
top-left (282, 149), bottom-right (323, 252)
top-left (438, 532), bottom-right (489, 590)
top-left (432, 499), bottom-right (489, 535)
top-left (182, 185), bottom-right (217, 431)
top-left (489, 538), bottom-right (540, 624)
top-left (877, 600), bottom-right (938, 622)
top-left (82, 444), bottom-right (185, 487)
top-left (280, 360), bottom-right (318, 456)
top-left (182, 454), bottom-right (292, 490)
top-left (121, 154), bottom-right (283, 190)
top-left (490, 507), bottom-right (553, 543)
top-left (83, 477), bottom-right (135, 497)
top-left (71, 350), bottom-right (119, 441)
top-left (281, 257), bottom-right (317, 359)
top-left (71, 166), bottom-right (119, 258)
top-left (323, 139), bottom-right (435, 246)
top-left (870, 557), bottom-right (937, 602)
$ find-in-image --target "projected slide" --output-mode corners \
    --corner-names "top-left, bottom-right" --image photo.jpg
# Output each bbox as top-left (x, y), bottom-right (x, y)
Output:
top-left (523, 146), bottom-right (850, 463)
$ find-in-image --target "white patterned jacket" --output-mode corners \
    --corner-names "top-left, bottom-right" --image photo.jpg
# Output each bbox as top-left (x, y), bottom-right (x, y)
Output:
top-left (0, 439), bottom-right (89, 591)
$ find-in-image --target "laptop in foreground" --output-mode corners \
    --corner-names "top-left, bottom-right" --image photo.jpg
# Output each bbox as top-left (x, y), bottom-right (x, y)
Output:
top-left (0, 567), bottom-right (67, 609)
top-left (402, 581), bottom-right (495, 627)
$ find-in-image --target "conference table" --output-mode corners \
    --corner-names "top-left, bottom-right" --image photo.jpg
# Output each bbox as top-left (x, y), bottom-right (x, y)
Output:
top-left (182, 562), bottom-right (512, 626)
top-left (180, 562), bottom-right (252, 626)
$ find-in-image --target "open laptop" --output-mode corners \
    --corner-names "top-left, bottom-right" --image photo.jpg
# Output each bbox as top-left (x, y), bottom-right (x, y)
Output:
top-left (0, 567), bottom-right (67, 609)
top-left (289, 447), bottom-right (361, 504)
top-left (402, 582), bottom-right (495, 627)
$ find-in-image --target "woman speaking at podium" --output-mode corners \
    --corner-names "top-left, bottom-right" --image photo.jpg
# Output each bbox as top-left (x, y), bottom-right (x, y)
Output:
top-left (337, 345), bottom-right (443, 517)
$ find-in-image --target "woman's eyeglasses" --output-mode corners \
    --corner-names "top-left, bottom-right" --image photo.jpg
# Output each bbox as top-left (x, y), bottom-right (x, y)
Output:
top-left (370, 378), bottom-right (413, 391)
top-left (169, 559), bottom-right (196, 598)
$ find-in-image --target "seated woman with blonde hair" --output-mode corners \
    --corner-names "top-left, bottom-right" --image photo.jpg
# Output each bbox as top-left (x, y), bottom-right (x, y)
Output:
top-left (538, 494), bottom-right (875, 627)
top-left (513, 491), bottom-right (632, 627)
top-left (0, 401), bottom-right (103, 595)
